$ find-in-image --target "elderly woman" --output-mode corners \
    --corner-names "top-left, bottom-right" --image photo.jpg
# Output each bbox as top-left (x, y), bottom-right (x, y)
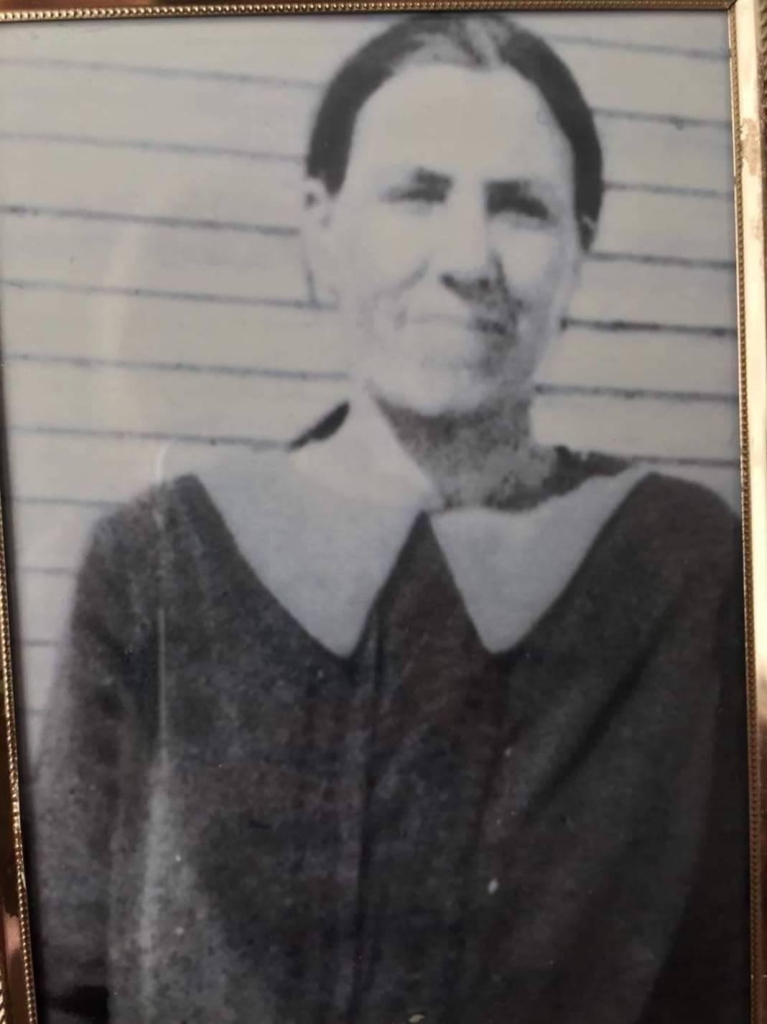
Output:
top-left (33, 13), bottom-right (749, 1024)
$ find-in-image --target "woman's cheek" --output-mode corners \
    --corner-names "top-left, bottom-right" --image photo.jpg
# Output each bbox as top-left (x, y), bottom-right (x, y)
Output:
top-left (355, 207), bottom-right (433, 283)
top-left (497, 231), bottom-right (566, 301)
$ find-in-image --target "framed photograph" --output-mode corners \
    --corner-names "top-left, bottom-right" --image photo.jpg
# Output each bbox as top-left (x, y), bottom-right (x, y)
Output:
top-left (0, 1), bottom-right (762, 1022)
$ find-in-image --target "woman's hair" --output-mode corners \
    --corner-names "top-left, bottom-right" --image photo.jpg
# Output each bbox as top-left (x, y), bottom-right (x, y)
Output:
top-left (306, 14), bottom-right (604, 250)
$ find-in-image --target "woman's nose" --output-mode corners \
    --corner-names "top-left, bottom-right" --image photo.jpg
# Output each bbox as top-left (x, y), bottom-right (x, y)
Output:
top-left (435, 193), bottom-right (496, 288)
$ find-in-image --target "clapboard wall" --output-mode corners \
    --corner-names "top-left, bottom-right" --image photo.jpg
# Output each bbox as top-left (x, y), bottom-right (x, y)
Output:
top-left (0, 11), bottom-right (739, 756)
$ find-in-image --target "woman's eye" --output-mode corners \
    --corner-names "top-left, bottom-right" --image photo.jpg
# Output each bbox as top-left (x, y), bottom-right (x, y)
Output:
top-left (494, 200), bottom-right (552, 224)
top-left (382, 186), bottom-right (444, 209)
top-left (487, 185), bottom-right (555, 227)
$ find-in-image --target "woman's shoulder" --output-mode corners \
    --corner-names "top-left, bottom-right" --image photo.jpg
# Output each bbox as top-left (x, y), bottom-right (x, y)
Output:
top-left (528, 449), bottom-right (740, 577)
top-left (624, 469), bottom-right (739, 532)
top-left (555, 448), bottom-right (738, 530)
top-left (80, 447), bottom-right (288, 587)
top-left (80, 447), bottom-right (320, 628)
top-left (609, 467), bottom-right (741, 580)
top-left (87, 471), bottom-right (210, 559)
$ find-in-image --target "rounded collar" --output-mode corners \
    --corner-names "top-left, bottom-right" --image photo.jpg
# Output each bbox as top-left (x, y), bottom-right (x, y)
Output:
top-left (187, 401), bottom-right (649, 657)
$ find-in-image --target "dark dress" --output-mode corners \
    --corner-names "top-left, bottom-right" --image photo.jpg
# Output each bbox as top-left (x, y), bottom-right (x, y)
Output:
top-left (30, 454), bottom-right (750, 1024)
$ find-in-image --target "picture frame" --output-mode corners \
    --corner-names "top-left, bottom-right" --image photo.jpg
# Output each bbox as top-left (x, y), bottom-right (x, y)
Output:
top-left (0, 2), bottom-right (762, 1022)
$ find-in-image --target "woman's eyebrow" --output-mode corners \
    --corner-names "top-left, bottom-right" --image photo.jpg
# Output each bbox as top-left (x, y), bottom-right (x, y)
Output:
top-left (410, 168), bottom-right (452, 191)
top-left (485, 179), bottom-right (552, 210)
top-left (378, 166), bottom-right (452, 195)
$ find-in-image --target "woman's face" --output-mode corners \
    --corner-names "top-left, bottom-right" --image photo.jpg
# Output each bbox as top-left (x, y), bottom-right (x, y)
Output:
top-left (308, 63), bottom-right (583, 419)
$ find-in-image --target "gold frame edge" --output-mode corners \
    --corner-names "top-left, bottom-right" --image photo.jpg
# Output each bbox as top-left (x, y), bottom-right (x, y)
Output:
top-left (0, 1), bottom-right (734, 23)
top-left (0, 514), bottom-right (36, 1024)
top-left (733, 0), bottom-right (767, 1020)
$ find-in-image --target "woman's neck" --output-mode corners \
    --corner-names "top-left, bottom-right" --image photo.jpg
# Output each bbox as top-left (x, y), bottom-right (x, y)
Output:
top-left (375, 396), bottom-right (557, 509)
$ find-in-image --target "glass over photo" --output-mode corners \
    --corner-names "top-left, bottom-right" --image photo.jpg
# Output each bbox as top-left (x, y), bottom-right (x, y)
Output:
top-left (0, 10), bottom-right (750, 1024)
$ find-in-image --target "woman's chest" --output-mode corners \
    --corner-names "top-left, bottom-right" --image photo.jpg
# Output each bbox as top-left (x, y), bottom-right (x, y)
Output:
top-left (120, 522), bottom-right (722, 1021)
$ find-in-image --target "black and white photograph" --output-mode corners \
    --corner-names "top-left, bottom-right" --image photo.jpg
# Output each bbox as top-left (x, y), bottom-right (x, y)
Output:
top-left (0, 9), bottom-right (752, 1023)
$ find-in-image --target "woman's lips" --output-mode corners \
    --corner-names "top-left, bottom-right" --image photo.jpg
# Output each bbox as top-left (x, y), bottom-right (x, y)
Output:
top-left (408, 312), bottom-right (509, 335)
top-left (399, 313), bottom-right (513, 371)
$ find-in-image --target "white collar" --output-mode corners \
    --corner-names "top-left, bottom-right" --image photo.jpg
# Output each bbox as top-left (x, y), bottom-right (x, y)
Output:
top-left (190, 401), bottom-right (649, 657)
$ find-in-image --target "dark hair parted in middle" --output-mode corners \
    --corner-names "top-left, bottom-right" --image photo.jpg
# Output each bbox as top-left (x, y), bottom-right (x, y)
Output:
top-left (306, 14), bottom-right (604, 250)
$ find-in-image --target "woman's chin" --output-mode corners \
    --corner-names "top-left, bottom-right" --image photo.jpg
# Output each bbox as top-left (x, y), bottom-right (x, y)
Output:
top-left (366, 374), bottom-right (508, 421)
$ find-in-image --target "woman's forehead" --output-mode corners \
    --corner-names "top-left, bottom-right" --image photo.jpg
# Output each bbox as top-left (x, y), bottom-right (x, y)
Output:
top-left (344, 64), bottom-right (575, 188)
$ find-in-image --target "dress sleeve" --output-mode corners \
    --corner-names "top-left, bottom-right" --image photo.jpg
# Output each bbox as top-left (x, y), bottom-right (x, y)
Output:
top-left (30, 505), bottom-right (155, 1024)
top-left (638, 533), bottom-right (752, 1023)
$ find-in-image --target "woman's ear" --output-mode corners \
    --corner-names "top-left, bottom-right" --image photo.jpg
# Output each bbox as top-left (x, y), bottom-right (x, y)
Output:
top-left (569, 245), bottom-right (585, 294)
top-left (301, 178), bottom-right (341, 307)
top-left (561, 233), bottom-right (585, 307)
top-left (553, 236), bottom-right (585, 336)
